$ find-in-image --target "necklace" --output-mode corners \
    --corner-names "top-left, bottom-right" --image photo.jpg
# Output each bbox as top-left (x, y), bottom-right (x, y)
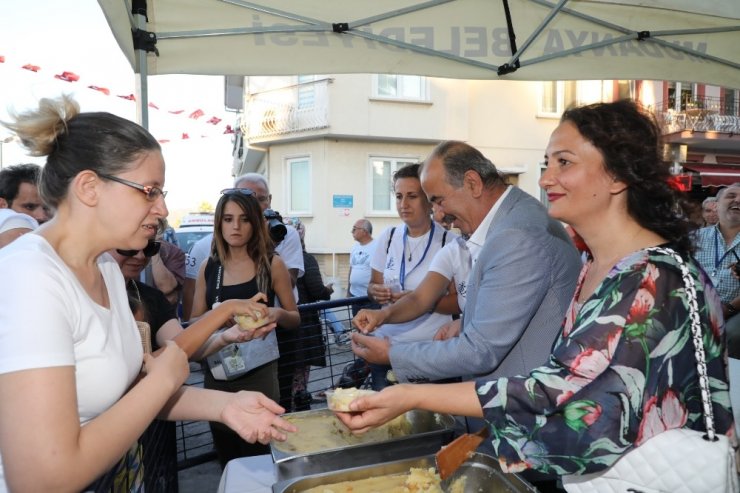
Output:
top-left (405, 234), bottom-right (426, 262)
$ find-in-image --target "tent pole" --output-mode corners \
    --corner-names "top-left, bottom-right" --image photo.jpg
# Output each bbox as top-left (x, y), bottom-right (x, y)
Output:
top-left (134, 10), bottom-right (149, 129)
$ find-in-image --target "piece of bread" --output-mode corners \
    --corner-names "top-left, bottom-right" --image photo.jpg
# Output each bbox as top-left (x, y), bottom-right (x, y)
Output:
top-left (326, 387), bottom-right (377, 411)
top-left (235, 313), bottom-right (268, 332)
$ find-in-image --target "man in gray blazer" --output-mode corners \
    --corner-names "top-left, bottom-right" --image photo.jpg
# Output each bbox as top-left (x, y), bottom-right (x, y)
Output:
top-left (352, 140), bottom-right (582, 383)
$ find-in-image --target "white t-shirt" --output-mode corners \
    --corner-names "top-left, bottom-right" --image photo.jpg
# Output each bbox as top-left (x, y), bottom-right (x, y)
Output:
top-left (370, 223), bottom-right (457, 343)
top-left (348, 240), bottom-right (377, 297)
top-left (0, 234), bottom-right (143, 489)
top-left (428, 238), bottom-right (471, 311)
top-left (185, 225), bottom-right (305, 301)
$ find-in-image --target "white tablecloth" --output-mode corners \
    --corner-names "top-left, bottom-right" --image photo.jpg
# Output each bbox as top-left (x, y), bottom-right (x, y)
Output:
top-left (217, 454), bottom-right (276, 493)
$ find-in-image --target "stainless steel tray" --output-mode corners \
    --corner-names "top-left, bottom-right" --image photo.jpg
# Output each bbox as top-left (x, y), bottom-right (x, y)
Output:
top-left (272, 452), bottom-right (538, 492)
top-left (270, 408), bottom-right (455, 481)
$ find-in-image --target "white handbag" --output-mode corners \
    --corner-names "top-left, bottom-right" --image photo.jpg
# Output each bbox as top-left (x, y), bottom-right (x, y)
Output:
top-left (563, 247), bottom-right (739, 493)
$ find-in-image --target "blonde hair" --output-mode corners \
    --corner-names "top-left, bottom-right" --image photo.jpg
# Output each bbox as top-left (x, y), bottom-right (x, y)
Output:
top-left (1, 95), bottom-right (160, 209)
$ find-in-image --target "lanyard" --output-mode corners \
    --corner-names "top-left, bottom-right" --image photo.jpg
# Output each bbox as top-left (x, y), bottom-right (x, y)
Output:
top-left (214, 263), bottom-right (223, 304)
top-left (399, 222), bottom-right (435, 290)
top-left (713, 228), bottom-right (739, 275)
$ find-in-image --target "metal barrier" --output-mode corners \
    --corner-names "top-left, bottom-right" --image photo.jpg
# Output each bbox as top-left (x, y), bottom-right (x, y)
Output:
top-left (176, 296), bottom-right (371, 470)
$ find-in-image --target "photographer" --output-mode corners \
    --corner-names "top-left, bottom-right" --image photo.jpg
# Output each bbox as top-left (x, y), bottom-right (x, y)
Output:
top-left (694, 183), bottom-right (740, 358)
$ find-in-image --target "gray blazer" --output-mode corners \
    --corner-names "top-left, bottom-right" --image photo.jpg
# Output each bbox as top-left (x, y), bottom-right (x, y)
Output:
top-left (389, 186), bottom-right (582, 382)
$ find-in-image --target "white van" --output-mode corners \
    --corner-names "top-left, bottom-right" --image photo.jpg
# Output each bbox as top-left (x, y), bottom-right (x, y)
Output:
top-left (175, 212), bottom-right (214, 253)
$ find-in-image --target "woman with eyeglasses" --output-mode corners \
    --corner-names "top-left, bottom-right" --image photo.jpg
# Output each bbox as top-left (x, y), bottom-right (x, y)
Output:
top-left (190, 188), bottom-right (300, 467)
top-left (0, 95), bottom-right (296, 492)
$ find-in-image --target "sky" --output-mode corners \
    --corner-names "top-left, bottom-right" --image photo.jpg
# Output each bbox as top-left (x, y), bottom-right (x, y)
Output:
top-left (0, 0), bottom-right (237, 219)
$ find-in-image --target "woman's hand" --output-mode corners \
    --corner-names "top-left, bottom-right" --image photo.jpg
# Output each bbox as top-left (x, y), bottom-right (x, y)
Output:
top-left (142, 341), bottom-right (189, 394)
top-left (334, 385), bottom-right (412, 434)
top-left (228, 293), bottom-right (270, 321)
top-left (220, 391), bottom-right (298, 444)
top-left (368, 282), bottom-right (393, 305)
top-left (353, 308), bottom-right (387, 334)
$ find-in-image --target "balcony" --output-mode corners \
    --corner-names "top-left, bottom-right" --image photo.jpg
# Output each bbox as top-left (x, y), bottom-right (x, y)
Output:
top-left (656, 95), bottom-right (740, 134)
top-left (241, 79), bottom-right (331, 142)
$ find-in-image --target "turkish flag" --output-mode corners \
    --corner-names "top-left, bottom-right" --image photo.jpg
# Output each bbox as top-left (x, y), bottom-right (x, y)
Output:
top-left (88, 86), bottom-right (111, 95)
top-left (54, 71), bottom-right (80, 82)
top-left (22, 64), bottom-right (40, 72)
top-left (188, 109), bottom-right (205, 119)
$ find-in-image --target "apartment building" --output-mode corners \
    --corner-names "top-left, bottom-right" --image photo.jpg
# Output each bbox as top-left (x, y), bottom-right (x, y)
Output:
top-left (231, 75), bottom-right (740, 288)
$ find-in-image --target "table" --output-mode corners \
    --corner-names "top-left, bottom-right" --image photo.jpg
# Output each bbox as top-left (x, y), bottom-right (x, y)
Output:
top-left (217, 454), bottom-right (276, 493)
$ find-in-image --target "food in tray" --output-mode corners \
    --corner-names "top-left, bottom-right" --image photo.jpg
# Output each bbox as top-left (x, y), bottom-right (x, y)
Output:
top-left (326, 387), bottom-right (377, 412)
top-left (300, 466), bottom-right (467, 493)
top-left (234, 312), bottom-right (268, 331)
top-left (272, 411), bottom-right (412, 454)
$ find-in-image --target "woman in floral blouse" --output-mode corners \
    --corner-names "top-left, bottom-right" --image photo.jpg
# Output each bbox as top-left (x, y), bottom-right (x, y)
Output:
top-left (335, 100), bottom-right (734, 479)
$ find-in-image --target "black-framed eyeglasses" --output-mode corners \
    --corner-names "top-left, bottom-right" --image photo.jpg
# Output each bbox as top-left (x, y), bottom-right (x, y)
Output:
top-left (352, 227), bottom-right (366, 232)
top-left (117, 240), bottom-right (161, 258)
top-left (99, 173), bottom-right (167, 201)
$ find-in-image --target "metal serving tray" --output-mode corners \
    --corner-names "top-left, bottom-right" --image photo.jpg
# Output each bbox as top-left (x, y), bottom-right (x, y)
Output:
top-left (270, 408), bottom-right (456, 481)
top-left (272, 452), bottom-right (538, 493)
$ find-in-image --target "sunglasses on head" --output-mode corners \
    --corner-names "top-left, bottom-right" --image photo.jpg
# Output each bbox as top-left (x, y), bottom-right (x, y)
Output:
top-left (220, 188), bottom-right (255, 197)
top-left (117, 240), bottom-right (161, 258)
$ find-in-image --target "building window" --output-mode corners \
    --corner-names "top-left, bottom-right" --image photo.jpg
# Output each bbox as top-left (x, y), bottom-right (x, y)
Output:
top-left (296, 75), bottom-right (316, 110)
top-left (373, 75), bottom-right (429, 101)
top-left (668, 81), bottom-right (696, 111)
top-left (287, 156), bottom-right (311, 214)
top-left (369, 157), bottom-right (418, 213)
top-left (538, 81), bottom-right (577, 117)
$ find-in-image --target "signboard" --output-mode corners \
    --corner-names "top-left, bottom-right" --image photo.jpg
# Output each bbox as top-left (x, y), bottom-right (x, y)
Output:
top-left (332, 194), bottom-right (353, 208)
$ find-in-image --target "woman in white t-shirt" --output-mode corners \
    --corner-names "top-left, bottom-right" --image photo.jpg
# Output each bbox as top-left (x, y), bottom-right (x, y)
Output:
top-left (355, 235), bottom-right (471, 342)
top-left (0, 96), bottom-right (295, 492)
top-left (362, 163), bottom-right (457, 390)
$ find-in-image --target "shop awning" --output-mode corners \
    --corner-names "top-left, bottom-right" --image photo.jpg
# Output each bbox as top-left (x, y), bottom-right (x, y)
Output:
top-left (683, 164), bottom-right (740, 188)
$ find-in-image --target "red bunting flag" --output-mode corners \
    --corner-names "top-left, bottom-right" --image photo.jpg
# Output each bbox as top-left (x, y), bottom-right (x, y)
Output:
top-left (182, 133), bottom-right (190, 140)
top-left (117, 94), bottom-right (136, 101)
top-left (88, 85), bottom-right (111, 95)
top-left (54, 71), bottom-right (80, 82)
top-left (206, 116), bottom-right (222, 125)
top-left (223, 125), bottom-right (235, 134)
top-left (169, 109), bottom-right (184, 115)
top-left (188, 109), bottom-right (204, 119)
top-left (148, 102), bottom-right (159, 109)
top-left (158, 139), bottom-right (171, 144)
top-left (0, 56), bottom-right (5, 63)
top-left (22, 64), bottom-right (41, 72)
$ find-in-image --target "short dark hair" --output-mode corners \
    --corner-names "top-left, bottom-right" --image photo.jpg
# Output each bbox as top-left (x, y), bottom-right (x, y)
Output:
top-left (425, 141), bottom-right (504, 189)
top-left (561, 99), bottom-right (693, 255)
top-left (393, 163), bottom-right (421, 184)
top-left (0, 163), bottom-right (42, 206)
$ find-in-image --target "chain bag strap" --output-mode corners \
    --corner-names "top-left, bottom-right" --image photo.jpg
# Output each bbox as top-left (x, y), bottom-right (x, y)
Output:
top-left (651, 246), bottom-right (717, 440)
top-left (563, 247), bottom-right (738, 493)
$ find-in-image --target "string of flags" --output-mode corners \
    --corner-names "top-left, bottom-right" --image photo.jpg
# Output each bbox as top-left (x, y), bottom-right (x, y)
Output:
top-left (1, 54), bottom-right (236, 143)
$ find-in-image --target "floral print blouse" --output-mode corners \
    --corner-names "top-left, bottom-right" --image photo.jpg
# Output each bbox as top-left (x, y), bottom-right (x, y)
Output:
top-left (476, 247), bottom-right (734, 476)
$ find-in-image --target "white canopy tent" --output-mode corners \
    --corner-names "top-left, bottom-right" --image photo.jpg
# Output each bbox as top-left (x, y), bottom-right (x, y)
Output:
top-left (97, 0), bottom-right (740, 125)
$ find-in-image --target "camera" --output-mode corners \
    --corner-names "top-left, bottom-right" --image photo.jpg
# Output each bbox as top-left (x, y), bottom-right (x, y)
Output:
top-left (264, 208), bottom-right (287, 243)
